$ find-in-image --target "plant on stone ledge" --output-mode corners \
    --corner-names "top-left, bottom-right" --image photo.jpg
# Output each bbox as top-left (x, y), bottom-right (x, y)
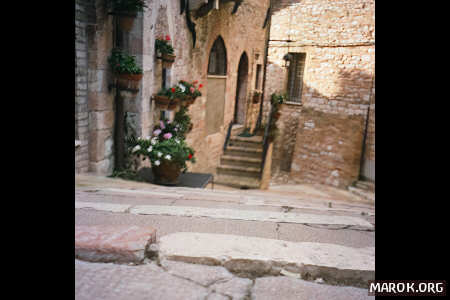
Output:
top-left (108, 48), bottom-right (142, 75)
top-left (155, 35), bottom-right (175, 56)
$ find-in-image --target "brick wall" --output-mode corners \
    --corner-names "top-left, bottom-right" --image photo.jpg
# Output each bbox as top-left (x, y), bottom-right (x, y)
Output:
top-left (265, 0), bottom-right (375, 187)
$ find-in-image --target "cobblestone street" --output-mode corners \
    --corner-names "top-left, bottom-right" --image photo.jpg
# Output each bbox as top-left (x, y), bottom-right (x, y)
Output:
top-left (75, 174), bottom-right (375, 299)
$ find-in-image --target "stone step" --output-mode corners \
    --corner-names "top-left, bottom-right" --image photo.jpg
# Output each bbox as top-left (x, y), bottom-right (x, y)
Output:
top-left (158, 232), bottom-right (375, 288)
top-left (217, 164), bottom-right (261, 178)
top-left (228, 135), bottom-right (263, 149)
top-left (75, 225), bottom-right (157, 264)
top-left (348, 186), bottom-right (375, 203)
top-left (215, 174), bottom-right (261, 189)
top-left (221, 155), bottom-right (262, 168)
top-left (224, 145), bottom-right (263, 159)
top-left (230, 124), bottom-right (245, 136)
top-left (354, 180), bottom-right (375, 192)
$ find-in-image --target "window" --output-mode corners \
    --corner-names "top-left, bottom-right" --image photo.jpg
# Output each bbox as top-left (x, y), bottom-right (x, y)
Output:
top-left (208, 36), bottom-right (227, 75)
top-left (287, 53), bottom-right (306, 103)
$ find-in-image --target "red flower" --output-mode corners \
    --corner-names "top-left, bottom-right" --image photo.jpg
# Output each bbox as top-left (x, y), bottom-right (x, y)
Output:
top-left (165, 35), bottom-right (171, 41)
top-left (188, 154), bottom-right (193, 160)
top-left (199, 84), bottom-right (203, 89)
top-left (171, 88), bottom-right (176, 93)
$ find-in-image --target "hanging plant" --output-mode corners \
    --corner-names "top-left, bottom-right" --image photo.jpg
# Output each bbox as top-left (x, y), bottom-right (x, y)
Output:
top-left (108, 48), bottom-right (143, 91)
top-left (153, 80), bottom-right (202, 109)
top-left (155, 35), bottom-right (176, 67)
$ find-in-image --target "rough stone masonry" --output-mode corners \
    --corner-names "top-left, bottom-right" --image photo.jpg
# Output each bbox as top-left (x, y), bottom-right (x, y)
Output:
top-left (265, 0), bottom-right (375, 187)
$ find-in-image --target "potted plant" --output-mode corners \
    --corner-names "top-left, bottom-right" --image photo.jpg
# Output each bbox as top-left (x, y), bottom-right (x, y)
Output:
top-left (108, 0), bottom-right (148, 31)
top-left (155, 35), bottom-right (176, 68)
top-left (178, 80), bottom-right (203, 107)
top-left (130, 118), bottom-right (196, 185)
top-left (108, 48), bottom-right (143, 91)
top-left (253, 90), bottom-right (262, 103)
top-left (270, 93), bottom-right (288, 121)
top-left (154, 85), bottom-right (185, 110)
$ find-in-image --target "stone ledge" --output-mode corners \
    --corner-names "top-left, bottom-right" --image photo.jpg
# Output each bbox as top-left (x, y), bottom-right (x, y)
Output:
top-left (75, 225), bottom-right (157, 264)
top-left (159, 232), bottom-right (374, 288)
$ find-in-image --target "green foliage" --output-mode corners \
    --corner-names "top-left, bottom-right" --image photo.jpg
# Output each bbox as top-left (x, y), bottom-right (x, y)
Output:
top-left (174, 106), bottom-right (193, 137)
top-left (156, 80), bottom-right (203, 100)
top-left (131, 136), bottom-right (195, 172)
top-left (270, 92), bottom-right (288, 106)
top-left (108, 0), bottom-right (148, 13)
top-left (155, 39), bottom-right (174, 55)
top-left (108, 48), bottom-right (142, 74)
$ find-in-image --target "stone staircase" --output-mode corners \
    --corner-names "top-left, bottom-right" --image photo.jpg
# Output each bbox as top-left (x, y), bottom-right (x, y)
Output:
top-left (348, 180), bottom-right (375, 203)
top-left (216, 131), bottom-right (264, 189)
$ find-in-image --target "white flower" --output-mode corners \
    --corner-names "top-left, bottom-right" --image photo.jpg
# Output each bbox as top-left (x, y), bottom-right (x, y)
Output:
top-left (175, 139), bottom-right (180, 144)
top-left (157, 152), bottom-right (162, 157)
top-left (132, 145), bottom-right (141, 153)
top-left (151, 138), bottom-right (157, 145)
top-left (178, 83), bottom-right (186, 92)
top-left (146, 136), bottom-right (151, 140)
top-left (154, 160), bottom-right (160, 166)
top-left (164, 154), bottom-right (171, 160)
top-left (147, 146), bottom-right (153, 152)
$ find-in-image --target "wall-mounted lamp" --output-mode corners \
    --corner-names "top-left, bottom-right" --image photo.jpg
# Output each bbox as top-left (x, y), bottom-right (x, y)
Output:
top-left (283, 53), bottom-right (293, 68)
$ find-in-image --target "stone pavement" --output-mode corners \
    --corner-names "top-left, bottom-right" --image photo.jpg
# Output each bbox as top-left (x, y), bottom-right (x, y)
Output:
top-left (75, 259), bottom-right (374, 300)
top-left (75, 174), bottom-right (375, 299)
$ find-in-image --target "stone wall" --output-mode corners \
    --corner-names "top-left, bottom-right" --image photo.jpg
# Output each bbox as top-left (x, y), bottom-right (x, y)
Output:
top-left (75, 0), bottom-right (96, 173)
top-left (265, 0), bottom-right (375, 187)
top-left (139, 0), bottom-right (270, 175)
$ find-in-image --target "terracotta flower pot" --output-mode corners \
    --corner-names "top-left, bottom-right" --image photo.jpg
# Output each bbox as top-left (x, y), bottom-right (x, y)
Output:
top-left (253, 93), bottom-right (261, 104)
top-left (116, 73), bottom-right (143, 91)
top-left (162, 53), bottom-right (176, 68)
top-left (152, 160), bottom-right (182, 185)
top-left (154, 95), bottom-right (171, 109)
top-left (181, 96), bottom-right (195, 107)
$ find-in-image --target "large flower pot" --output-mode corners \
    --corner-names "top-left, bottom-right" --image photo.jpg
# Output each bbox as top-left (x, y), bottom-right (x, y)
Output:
top-left (152, 160), bottom-right (182, 185)
top-left (154, 95), bottom-right (171, 109)
top-left (181, 96), bottom-right (195, 107)
top-left (116, 73), bottom-right (143, 91)
top-left (167, 98), bottom-right (181, 110)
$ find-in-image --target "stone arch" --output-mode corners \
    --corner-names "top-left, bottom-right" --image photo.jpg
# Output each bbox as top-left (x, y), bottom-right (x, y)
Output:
top-left (234, 51), bottom-right (249, 124)
top-left (208, 36), bottom-right (227, 76)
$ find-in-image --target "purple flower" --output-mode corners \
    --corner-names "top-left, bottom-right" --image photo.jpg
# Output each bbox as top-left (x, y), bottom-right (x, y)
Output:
top-left (153, 129), bottom-right (162, 136)
top-left (163, 133), bottom-right (172, 139)
top-left (160, 121), bottom-right (166, 129)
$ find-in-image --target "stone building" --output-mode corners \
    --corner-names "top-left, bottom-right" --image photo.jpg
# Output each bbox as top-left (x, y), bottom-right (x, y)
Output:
top-left (264, 0), bottom-right (375, 188)
top-left (75, 0), bottom-right (375, 189)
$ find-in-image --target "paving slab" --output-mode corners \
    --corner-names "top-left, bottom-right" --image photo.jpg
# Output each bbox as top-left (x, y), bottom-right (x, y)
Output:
top-left (75, 201), bottom-right (131, 213)
top-left (158, 232), bottom-right (374, 287)
top-left (75, 259), bottom-right (209, 300)
top-left (252, 276), bottom-right (374, 300)
top-left (129, 204), bottom-right (373, 228)
top-left (75, 225), bottom-right (156, 264)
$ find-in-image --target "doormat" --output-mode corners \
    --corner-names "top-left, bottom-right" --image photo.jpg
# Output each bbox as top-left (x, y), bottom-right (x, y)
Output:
top-left (137, 167), bottom-right (213, 188)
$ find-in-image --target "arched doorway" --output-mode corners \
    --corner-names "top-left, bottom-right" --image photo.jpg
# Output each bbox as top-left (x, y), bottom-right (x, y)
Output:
top-left (206, 36), bottom-right (227, 135)
top-left (234, 52), bottom-right (249, 124)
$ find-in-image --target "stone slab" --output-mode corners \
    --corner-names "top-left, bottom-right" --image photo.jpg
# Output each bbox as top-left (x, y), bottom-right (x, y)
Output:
top-left (129, 204), bottom-right (373, 228)
top-left (75, 225), bottom-right (156, 264)
top-left (75, 259), bottom-right (209, 300)
top-left (158, 232), bottom-right (374, 287)
top-left (252, 276), bottom-right (374, 300)
top-left (75, 201), bottom-right (131, 213)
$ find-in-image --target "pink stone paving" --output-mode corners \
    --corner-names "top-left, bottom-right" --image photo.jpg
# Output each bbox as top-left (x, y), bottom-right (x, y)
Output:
top-left (75, 225), bottom-right (156, 264)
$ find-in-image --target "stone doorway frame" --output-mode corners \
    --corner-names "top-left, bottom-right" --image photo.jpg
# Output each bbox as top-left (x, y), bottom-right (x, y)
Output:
top-left (233, 52), bottom-right (249, 125)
